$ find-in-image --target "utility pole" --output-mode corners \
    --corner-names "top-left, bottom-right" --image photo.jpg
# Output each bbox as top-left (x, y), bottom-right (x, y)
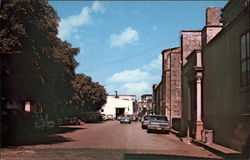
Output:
top-left (115, 91), bottom-right (119, 98)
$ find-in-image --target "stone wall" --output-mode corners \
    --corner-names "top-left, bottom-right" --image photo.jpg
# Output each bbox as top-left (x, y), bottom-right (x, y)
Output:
top-left (181, 31), bottom-right (202, 66)
top-left (162, 48), bottom-right (182, 127)
top-left (203, 3), bottom-right (249, 152)
top-left (170, 52), bottom-right (182, 119)
top-left (202, 7), bottom-right (223, 47)
top-left (162, 49), bottom-right (171, 119)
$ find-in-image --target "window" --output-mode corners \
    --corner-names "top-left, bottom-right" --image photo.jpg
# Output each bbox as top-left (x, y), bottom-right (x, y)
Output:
top-left (240, 32), bottom-right (250, 87)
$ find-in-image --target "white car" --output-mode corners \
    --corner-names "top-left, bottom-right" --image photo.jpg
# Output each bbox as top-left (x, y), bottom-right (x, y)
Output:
top-left (106, 114), bottom-right (114, 121)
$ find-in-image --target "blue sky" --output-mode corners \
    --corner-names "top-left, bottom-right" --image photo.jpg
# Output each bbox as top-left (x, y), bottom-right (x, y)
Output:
top-left (50, 1), bottom-right (227, 97)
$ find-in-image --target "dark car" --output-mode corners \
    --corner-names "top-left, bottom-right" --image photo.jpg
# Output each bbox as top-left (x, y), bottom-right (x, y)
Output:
top-left (147, 115), bottom-right (171, 134)
top-left (131, 115), bottom-right (138, 121)
top-left (120, 116), bottom-right (131, 124)
top-left (141, 115), bottom-right (152, 129)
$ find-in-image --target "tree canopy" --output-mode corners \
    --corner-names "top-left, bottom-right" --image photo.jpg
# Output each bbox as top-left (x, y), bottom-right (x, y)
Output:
top-left (0, 0), bottom-right (107, 120)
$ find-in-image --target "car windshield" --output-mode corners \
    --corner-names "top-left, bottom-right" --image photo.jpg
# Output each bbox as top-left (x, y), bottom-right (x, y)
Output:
top-left (143, 116), bottom-right (151, 120)
top-left (150, 116), bottom-right (168, 121)
top-left (122, 116), bottom-right (129, 119)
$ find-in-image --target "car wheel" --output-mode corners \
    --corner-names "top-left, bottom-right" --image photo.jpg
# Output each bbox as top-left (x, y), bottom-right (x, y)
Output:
top-left (147, 129), bottom-right (152, 133)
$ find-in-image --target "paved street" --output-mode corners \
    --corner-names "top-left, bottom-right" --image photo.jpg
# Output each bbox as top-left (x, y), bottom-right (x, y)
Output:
top-left (1, 121), bottom-right (222, 160)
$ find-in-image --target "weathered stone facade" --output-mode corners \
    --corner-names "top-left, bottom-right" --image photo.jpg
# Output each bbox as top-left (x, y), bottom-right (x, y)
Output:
top-left (162, 47), bottom-right (182, 128)
top-left (152, 81), bottom-right (163, 115)
top-left (202, 7), bottom-right (223, 47)
top-left (137, 94), bottom-right (153, 115)
top-left (181, 7), bottom-right (224, 139)
top-left (181, 31), bottom-right (202, 66)
top-left (181, 30), bottom-right (202, 137)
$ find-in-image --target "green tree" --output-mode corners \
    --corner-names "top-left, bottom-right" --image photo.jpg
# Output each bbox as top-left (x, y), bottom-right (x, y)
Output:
top-left (72, 74), bottom-right (107, 115)
top-left (0, 0), bottom-right (79, 119)
top-left (0, 0), bottom-right (107, 122)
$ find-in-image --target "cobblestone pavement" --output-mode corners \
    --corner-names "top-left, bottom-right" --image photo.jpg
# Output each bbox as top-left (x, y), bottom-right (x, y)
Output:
top-left (1, 121), bottom-right (223, 160)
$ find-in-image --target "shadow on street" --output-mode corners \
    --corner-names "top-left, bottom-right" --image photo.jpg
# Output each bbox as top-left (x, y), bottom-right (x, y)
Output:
top-left (2, 126), bottom-right (85, 147)
top-left (123, 153), bottom-right (219, 160)
top-left (123, 153), bottom-right (248, 160)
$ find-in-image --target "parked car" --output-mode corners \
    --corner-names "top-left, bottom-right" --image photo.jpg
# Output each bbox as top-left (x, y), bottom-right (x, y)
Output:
top-left (120, 116), bottom-right (131, 124)
top-left (131, 115), bottom-right (138, 121)
top-left (100, 114), bottom-right (107, 121)
top-left (141, 115), bottom-right (152, 129)
top-left (116, 115), bottom-right (123, 121)
top-left (68, 118), bottom-right (85, 125)
top-left (138, 116), bottom-right (143, 121)
top-left (147, 115), bottom-right (171, 134)
top-left (106, 114), bottom-right (114, 121)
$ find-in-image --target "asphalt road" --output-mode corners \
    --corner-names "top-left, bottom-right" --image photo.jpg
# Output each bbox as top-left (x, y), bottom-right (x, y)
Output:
top-left (1, 121), bottom-right (222, 160)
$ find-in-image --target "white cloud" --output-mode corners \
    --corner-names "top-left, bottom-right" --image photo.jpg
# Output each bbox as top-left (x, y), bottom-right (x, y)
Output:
top-left (105, 54), bottom-right (162, 96)
top-left (92, 1), bottom-right (105, 13)
top-left (143, 54), bottom-right (162, 71)
top-left (122, 81), bottom-right (150, 95)
top-left (109, 27), bottom-right (139, 48)
top-left (107, 69), bottom-right (150, 83)
top-left (105, 45), bottom-right (165, 96)
top-left (58, 1), bottom-right (105, 40)
top-left (58, 7), bottom-right (91, 40)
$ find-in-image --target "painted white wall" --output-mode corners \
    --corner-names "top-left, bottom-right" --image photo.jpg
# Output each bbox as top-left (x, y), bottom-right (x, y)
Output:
top-left (101, 96), bottom-right (134, 117)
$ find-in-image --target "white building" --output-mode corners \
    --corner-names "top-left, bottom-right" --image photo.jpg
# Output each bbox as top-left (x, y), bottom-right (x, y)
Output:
top-left (101, 95), bottom-right (136, 118)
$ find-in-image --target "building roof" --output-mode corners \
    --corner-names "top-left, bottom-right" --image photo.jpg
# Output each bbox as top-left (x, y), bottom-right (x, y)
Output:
top-left (161, 47), bottom-right (181, 55)
top-left (181, 30), bottom-right (202, 32)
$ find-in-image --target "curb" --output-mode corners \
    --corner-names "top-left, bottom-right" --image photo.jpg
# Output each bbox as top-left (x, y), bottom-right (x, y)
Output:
top-left (191, 139), bottom-right (243, 159)
top-left (169, 129), bottom-right (181, 137)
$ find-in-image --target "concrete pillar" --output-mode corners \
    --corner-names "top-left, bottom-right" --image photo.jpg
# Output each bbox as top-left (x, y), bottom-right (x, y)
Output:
top-left (196, 77), bottom-right (202, 121)
top-left (195, 73), bottom-right (203, 140)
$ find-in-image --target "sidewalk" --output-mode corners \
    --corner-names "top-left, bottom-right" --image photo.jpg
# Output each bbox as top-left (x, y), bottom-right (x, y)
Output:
top-left (170, 129), bottom-right (244, 160)
top-left (191, 139), bottom-right (242, 160)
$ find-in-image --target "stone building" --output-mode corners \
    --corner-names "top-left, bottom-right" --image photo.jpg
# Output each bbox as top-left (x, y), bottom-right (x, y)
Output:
top-left (180, 30), bottom-right (202, 138)
top-left (162, 47), bottom-right (182, 128)
top-left (152, 84), bottom-right (158, 114)
top-left (181, 7), bottom-right (224, 140)
top-left (152, 82), bottom-right (163, 115)
top-left (180, 0), bottom-right (249, 154)
top-left (202, 0), bottom-right (249, 153)
top-left (137, 94), bottom-right (152, 116)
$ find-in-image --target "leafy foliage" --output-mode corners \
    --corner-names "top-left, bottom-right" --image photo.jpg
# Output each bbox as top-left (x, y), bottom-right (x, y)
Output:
top-left (72, 74), bottom-right (107, 112)
top-left (0, 0), bottom-right (107, 120)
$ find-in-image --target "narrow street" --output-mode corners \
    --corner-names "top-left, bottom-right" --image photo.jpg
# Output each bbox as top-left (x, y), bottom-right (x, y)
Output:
top-left (1, 121), bottom-right (222, 160)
